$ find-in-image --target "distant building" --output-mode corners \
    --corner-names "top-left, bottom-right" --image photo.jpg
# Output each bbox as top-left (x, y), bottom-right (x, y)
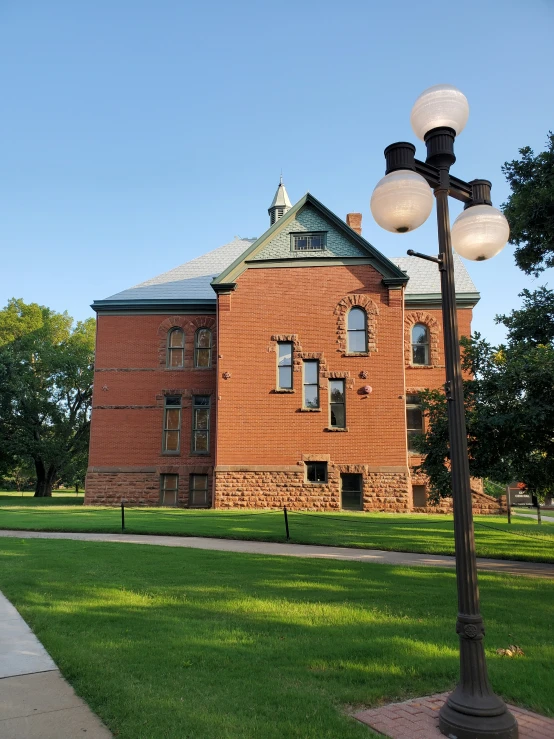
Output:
top-left (86, 182), bottom-right (503, 514)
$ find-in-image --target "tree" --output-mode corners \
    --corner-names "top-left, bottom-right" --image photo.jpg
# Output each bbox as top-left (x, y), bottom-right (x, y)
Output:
top-left (502, 133), bottom-right (554, 276)
top-left (414, 288), bottom-right (554, 503)
top-left (0, 299), bottom-right (95, 497)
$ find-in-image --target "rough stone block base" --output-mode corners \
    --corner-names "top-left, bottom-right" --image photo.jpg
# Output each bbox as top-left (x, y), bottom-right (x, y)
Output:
top-left (85, 467), bottom-right (213, 507)
top-left (213, 465), bottom-right (412, 512)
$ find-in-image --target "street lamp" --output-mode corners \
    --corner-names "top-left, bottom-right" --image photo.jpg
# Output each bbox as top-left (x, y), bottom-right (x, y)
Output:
top-left (371, 84), bottom-right (517, 739)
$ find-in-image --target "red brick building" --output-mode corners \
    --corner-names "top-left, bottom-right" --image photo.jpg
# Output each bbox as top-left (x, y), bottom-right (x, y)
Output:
top-left (86, 183), bottom-right (499, 512)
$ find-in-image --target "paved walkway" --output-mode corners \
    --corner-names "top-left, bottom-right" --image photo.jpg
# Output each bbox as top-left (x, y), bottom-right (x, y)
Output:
top-left (1, 529), bottom-right (552, 578)
top-left (513, 509), bottom-right (554, 523)
top-left (0, 592), bottom-right (111, 738)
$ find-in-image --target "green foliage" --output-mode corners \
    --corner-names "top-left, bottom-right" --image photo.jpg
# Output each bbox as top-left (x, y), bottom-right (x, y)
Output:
top-left (483, 479), bottom-right (507, 499)
top-left (0, 299), bottom-right (95, 496)
top-left (502, 133), bottom-right (554, 275)
top-left (414, 287), bottom-right (554, 503)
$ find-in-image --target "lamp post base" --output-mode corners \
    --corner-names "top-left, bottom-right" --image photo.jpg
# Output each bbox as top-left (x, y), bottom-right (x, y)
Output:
top-left (439, 689), bottom-right (518, 739)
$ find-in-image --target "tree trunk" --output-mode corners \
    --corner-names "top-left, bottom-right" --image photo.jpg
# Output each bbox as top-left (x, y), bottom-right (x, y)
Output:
top-left (34, 460), bottom-right (56, 497)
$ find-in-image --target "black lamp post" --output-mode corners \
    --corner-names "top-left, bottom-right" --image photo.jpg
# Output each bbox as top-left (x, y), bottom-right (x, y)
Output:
top-left (371, 85), bottom-right (517, 739)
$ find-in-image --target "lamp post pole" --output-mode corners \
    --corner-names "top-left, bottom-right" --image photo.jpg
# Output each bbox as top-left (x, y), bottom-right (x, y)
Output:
top-left (430, 137), bottom-right (516, 739)
top-left (375, 113), bottom-right (517, 736)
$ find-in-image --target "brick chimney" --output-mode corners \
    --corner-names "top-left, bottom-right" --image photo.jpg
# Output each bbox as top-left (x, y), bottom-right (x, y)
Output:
top-left (346, 212), bottom-right (362, 235)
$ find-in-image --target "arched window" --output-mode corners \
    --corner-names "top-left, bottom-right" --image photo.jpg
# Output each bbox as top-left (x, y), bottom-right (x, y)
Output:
top-left (347, 308), bottom-right (367, 353)
top-left (167, 328), bottom-right (185, 368)
top-left (411, 324), bottom-right (430, 365)
top-left (194, 328), bottom-right (212, 368)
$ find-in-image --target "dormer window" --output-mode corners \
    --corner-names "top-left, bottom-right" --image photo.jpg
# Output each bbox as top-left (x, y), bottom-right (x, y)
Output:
top-left (291, 232), bottom-right (327, 251)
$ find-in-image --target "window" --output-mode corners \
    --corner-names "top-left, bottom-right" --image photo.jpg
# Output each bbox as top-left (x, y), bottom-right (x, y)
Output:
top-left (194, 329), bottom-right (212, 368)
top-left (162, 396), bottom-right (181, 453)
top-left (412, 324), bottom-right (430, 365)
top-left (341, 474), bottom-right (362, 510)
top-left (167, 328), bottom-right (185, 368)
top-left (277, 342), bottom-right (293, 389)
top-left (347, 308), bottom-right (367, 353)
top-left (160, 474), bottom-right (179, 506)
top-left (329, 379), bottom-right (346, 428)
top-left (291, 232), bottom-right (326, 251)
top-left (406, 394), bottom-right (424, 453)
top-left (303, 360), bottom-right (319, 408)
top-left (306, 462), bottom-right (327, 483)
top-left (412, 485), bottom-right (427, 508)
top-left (192, 395), bottom-right (210, 453)
top-left (189, 474), bottom-right (210, 508)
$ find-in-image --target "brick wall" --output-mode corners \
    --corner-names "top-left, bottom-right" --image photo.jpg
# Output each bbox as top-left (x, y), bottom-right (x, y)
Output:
top-left (85, 313), bottom-right (217, 506)
top-left (216, 264), bottom-right (408, 469)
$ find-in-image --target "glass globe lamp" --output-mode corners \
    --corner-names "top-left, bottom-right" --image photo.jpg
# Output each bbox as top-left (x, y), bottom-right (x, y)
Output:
top-left (451, 205), bottom-right (510, 261)
top-left (410, 84), bottom-right (470, 141)
top-left (370, 170), bottom-right (434, 233)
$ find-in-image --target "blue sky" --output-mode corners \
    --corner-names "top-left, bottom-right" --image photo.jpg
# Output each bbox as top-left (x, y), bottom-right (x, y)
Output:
top-left (1, 0), bottom-right (552, 344)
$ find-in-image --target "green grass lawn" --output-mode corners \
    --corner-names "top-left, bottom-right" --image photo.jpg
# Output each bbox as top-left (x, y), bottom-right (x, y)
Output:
top-left (0, 489), bottom-right (84, 505)
top-left (0, 495), bottom-right (553, 563)
top-left (0, 538), bottom-right (552, 738)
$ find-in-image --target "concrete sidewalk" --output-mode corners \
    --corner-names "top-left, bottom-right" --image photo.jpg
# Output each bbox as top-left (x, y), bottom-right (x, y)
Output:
top-left (0, 592), bottom-right (111, 738)
top-left (513, 509), bottom-right (554, 523)
top-left (1, 528), bottom-right (552, 579)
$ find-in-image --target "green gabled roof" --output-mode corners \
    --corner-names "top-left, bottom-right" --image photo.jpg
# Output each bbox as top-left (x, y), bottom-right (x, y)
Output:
top-left (211, 193), bottom-right (409, 287)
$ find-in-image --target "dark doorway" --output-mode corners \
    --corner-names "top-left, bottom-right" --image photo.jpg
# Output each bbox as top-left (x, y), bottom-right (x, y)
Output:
top-left (341, 473), bottom-right (363, 511)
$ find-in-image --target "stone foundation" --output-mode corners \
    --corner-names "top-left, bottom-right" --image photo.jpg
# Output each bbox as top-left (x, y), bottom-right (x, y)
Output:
top-left (85, 466), bottom-right (213, 507)
top-left (413, 490), bottom-right (507, 515)
top-left (410, 468), bottom-right (505, 515)
top-left (213, 465), bottom-right (412, 512)
top-left (84, 465), bottom-right (507, 515)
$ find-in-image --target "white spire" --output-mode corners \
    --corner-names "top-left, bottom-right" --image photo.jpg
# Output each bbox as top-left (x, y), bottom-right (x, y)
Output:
top-left (268, 176), bottom-right (292, 225)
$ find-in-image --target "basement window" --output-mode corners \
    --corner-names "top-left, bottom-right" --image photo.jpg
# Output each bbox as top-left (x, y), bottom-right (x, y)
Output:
top-left (306, 462), bottom-right (327, 483)
top-left (291, 232), bottom-right (327, 251)
top-left (160, 474), bottom-right (179, 506)
top-left (189, 474), bottom-right (210, 508)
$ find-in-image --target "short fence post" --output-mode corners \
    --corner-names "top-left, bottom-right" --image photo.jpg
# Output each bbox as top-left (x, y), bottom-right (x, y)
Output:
top-left (537, 502), bottom-right (541, 525)
top-left (507, 486), bottom-right (511, 524)
top-left (283, 505), bottom-right (290, 541)
top-left (121, 501), bottom-right (125, 531)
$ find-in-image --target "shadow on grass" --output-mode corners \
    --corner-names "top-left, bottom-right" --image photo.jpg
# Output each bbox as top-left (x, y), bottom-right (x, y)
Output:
top-left (0, 539), bottom-right (552, 738)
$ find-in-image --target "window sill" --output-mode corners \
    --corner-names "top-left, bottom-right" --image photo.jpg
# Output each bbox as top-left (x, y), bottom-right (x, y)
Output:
top-left (191, 452), bottom-right (210, 456)
top-left (306, 481), bottom-right (327, 485)
top-left (325, 427), bottom-right (349, 432)
top-left (343, 352), bottom-right (369, 357)
top-left (298, 407), bottom-right (322, 412)
top-left (407, 364), bottom-right (444, 369)
top-left (273, 388), bottom-right (295, 394)
top-left (161, 451), bottom-right (181, 456)
top-left (191, 366), bottom-right (214, 371)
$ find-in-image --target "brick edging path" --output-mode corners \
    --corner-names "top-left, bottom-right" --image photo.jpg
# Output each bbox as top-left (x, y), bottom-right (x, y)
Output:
top-left (354, 692), bottom-right (554, 738)
top-left (0, 530), bottom-right (552, 579)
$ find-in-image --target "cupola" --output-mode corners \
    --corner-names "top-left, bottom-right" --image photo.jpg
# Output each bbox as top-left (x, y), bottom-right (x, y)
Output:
top-left (268, 176), bottom-right (292, 225)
